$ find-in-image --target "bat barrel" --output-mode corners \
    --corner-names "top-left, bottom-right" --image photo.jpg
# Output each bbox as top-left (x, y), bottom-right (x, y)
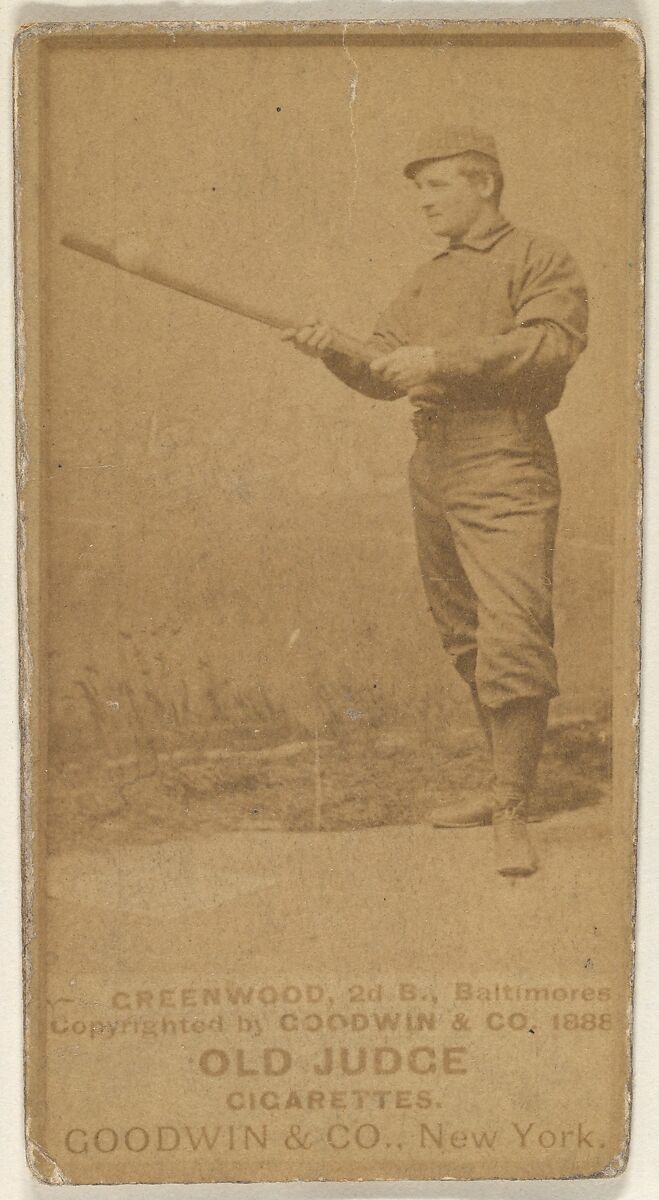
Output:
top-left (61, 234), bottom-right (375, 364)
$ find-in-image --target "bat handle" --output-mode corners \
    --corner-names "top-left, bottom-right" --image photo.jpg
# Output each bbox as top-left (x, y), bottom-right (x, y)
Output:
top-left (327, 329), bottom-right (377, 366)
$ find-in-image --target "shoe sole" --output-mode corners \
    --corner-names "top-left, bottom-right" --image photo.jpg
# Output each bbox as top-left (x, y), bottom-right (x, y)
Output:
top-left (430, 813), bottom-right (545, 829)
top-left (431, 818), bottom-right (491, 829)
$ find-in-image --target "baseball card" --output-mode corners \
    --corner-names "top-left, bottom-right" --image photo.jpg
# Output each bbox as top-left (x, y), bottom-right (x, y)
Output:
top-left (14, 19), bottom-right (644, 1184)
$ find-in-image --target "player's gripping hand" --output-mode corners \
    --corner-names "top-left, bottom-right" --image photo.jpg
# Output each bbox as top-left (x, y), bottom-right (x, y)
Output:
top-left (280, 316), bottom-right (335, 358)
top-left (370, 346), bottom-right (439, 390)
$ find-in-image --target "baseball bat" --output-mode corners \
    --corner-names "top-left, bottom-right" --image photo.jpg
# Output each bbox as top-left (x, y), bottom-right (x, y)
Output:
top-left (60, 234), bottom-right (376, 365)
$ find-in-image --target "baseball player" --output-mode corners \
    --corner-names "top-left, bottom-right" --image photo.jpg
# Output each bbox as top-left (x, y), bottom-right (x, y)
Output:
top-left (281, 125), bottom-right (588, 877)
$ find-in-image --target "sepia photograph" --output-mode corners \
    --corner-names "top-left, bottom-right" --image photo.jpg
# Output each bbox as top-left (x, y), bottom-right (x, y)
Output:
top-left (15, 20), bottom-right (643, 1184)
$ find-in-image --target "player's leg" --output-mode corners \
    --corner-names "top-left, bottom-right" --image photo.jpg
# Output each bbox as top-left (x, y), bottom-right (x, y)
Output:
top-left (445, 438), bottom-right (560, 871)
top-left (488, 697), bottom-right (549, 876)
top-left (408, 443), bottom-right (494, 825)
top-left (467, 671), bottom-right (493, 757)
top-left (408, 443), bottom-right (480, 678)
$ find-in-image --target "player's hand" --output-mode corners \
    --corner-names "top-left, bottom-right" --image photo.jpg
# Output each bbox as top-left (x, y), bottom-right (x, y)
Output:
top-left (280, 317), bottom-right (335, 358)
top-left (370, 346), bottom-right (439, 390)
top-left (408, 384), bottom-right (447, 405)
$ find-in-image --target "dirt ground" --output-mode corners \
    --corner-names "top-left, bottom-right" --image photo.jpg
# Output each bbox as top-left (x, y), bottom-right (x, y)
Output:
top-left (44, 713), bottom-right (621, 1185)
top-left (48, 715), bottom-right (610, 855)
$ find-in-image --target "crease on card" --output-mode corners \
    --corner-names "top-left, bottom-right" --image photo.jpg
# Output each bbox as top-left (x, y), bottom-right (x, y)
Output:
top-left (342, 25), bottom-right (359, 228)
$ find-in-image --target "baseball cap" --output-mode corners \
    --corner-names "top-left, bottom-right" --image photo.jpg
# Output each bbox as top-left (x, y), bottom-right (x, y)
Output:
top-left (404, 124), bottom-right (500, 178)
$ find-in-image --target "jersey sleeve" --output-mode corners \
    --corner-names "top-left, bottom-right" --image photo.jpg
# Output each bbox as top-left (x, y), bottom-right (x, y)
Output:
top-left (426, 237), bottom-right (589, 409)
top-left (513, 235), bottom-right (589, 358)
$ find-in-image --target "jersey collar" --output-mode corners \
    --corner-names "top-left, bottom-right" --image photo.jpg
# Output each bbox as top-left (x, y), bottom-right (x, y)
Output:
top-left (435, 215), bottom-right (514, 256)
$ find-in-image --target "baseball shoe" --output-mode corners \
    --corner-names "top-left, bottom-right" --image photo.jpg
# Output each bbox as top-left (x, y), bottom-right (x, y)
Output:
top-left (428, 792), bottom-right (493, 828)
top-left (492, 806), bottom-right (538, 877)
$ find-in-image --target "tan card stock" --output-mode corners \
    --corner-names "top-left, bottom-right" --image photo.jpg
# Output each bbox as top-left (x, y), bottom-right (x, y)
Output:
top-left (15, 20), bottom-right (644, 1183)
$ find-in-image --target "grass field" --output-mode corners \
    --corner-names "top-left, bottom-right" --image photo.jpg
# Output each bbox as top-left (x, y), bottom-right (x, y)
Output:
top-left (45, 489), bottom-right (613, 858)
top-left (48, 712), bottom-right (610, 855)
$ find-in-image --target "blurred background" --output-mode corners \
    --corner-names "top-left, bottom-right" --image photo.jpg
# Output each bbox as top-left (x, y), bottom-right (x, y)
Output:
top-left (37, 29), bottom-right (640, 842)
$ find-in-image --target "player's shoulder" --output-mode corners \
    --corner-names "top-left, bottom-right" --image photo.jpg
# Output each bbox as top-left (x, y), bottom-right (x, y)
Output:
top-left (506, 225), bottom-right (581, 271)
top-left (392, 258), bottom-right (436, 300)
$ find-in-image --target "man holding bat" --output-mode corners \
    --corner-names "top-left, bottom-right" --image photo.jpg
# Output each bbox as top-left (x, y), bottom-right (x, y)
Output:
top-left (281, 125), bottom-right (588, 877)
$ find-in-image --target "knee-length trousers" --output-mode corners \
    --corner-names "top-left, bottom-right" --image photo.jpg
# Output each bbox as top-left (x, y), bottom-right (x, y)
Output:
top-left (408, 402), bottom-right (561, 712)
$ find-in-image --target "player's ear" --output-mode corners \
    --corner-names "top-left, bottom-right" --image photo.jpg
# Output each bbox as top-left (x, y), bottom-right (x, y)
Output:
top-left (477, 170), bottom-right (496, 200)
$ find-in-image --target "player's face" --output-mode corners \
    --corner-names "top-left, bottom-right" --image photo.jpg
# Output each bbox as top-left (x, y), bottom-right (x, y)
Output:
top-left (413, 158), bottom-right (486, 241)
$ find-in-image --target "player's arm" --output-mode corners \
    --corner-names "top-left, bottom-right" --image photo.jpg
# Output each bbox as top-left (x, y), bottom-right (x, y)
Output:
top-left (280, 318), bottom-right (403, 400)
top-left (370, 241), bottom-right (588, 394)
top-left (370, 323), bottom-right (583, 391)
top-left (280, 272), bottom-right (427, 401)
